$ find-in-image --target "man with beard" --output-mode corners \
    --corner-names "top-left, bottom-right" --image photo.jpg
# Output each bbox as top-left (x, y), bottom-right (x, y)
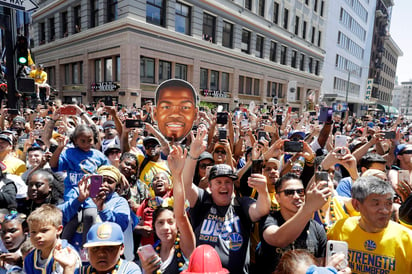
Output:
top-left (138, 136), bottom-right (170, 189)
top-left (255, 173), bottom-right (330, 273)
top-left (153, 79), bottom-right (198, 143)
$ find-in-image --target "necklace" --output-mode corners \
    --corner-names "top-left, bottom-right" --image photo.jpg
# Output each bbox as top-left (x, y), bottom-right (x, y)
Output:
top-left (318, 200), bottom-right (336, 231)
top-left (154, 233), bottom-right (185, 274)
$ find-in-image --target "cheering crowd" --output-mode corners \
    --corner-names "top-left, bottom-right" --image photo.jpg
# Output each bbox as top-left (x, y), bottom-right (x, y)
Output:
top-left (0, 78), bottom-right (411, 274)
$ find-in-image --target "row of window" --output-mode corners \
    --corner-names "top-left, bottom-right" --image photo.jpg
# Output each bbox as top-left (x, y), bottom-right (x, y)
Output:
top-left (339, 8), bottom-right (367, 42)
top-left (140, 57), bottom-right (187, 84)
top-left (333, 76), bottom-right (360, 95)
top-left (38, 0), bottom-right (118, 45)
top-left (335, 54), bottom-right (361, 77)
top-left (200, 69), bottom-right (230, 92)
top-left (344, 0), bottom-right (368, 23)
top-left (303, 0), bottom-right (326, 16)
top-left (337, 31), bottom-right (364, 59)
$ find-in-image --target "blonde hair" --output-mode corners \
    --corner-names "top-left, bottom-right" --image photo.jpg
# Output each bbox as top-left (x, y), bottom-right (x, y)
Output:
top-left (27, 204), bottom-right (62, 228)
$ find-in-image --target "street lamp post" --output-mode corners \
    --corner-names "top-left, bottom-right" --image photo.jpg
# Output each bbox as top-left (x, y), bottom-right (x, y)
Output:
top-left (345, 70), bottom-right (352, 104)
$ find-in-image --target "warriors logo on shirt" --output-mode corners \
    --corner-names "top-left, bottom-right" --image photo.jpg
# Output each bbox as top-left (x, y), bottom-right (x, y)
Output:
top-left (228, 232), bottom-right (243, 251)
top-left (363, 240), bottom-right (376, 251)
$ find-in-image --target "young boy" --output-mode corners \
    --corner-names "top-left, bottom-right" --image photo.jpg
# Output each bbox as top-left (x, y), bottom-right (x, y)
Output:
top-left (54, 222), bottom-right (142, 274)
top-left (24, 204), bottom-right (81, 274)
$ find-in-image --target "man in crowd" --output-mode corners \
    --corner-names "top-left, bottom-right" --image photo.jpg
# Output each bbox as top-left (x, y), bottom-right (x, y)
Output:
top-left (328, 176), bottom-right (412, 273)
top-left (256, 173), bottom-right (330, 273)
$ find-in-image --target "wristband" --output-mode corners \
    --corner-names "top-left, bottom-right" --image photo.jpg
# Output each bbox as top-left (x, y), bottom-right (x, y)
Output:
top-left (80, 112), bottom-right (86, 117)
top-left (187, 151), bottom-right (200, 161)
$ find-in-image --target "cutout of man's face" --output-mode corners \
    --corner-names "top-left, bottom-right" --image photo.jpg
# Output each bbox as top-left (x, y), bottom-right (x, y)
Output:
top-left (153, 80), bottom-right (198, 142)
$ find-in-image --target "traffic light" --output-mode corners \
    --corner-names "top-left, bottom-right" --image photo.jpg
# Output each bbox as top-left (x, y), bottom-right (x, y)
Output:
top-left (15, 36), bottom-right (28, 66)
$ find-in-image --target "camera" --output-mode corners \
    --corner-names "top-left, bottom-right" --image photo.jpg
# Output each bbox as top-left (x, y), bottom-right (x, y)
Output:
top-left (217, 112), bottom-right (228, 124)
top-left (125, 119), bottom-right (144, 128)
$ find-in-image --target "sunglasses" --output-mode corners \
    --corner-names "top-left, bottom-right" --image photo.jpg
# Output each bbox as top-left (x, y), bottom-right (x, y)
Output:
top-left (278, 188), bottom-right (305, 196)
top-left (400, 150), bottom-right (412, 155)
top-left (214, 150), bottom-right (226, 155)
top-left (104, 126), bottom-right (116, 130)
top-left (199, 163), bottom-right (214, 169)
top-left (145, 144), bottom-right (159, 149)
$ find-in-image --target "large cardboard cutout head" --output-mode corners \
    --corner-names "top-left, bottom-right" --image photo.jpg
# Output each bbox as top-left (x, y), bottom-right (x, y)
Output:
top-left (153, 79), bottom-right (198, 143)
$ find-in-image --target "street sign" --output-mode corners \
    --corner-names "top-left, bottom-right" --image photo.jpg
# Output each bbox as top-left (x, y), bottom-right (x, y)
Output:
top-left (0, 0), bottom-right (38, 12)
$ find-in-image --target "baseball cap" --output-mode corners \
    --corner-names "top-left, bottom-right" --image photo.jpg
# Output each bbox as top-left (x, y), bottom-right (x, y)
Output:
top-left (102, 120), bottom-right (115, 129)
top-left (83, 222), bottom-right (124, 248)
top-left (143, 136), bottom-right (160, 147)
top-left (288, 130), bottom-right (305, 140)
top-left (0, 134), bottom-right (13, 145)
top-left (395, 144), bottom-right (407, 157)
top-left (208, 164), bottom-right (238, 181)
top-left (198, 151), bottom-right (214, 162)
top-left (104, 144), bottom-right (121, 156)
top-left (12, 116), bottom-right (26, 124)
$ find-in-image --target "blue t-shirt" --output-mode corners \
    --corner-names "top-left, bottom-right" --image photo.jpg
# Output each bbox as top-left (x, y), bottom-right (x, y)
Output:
top-left (54, 147), bottom-right (109, 203)
top-left (336, 177), bottom-right (353, 198)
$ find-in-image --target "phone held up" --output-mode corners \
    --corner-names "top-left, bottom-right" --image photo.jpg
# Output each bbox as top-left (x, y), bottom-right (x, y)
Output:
top-left (252, 159), bottom-right (264, 174)
top-left (89, 175), bottom-right (103, 198)
top-left (326, 240), bottom-right (348, 269)
top-left (284, 141), bottom-right (303, 152)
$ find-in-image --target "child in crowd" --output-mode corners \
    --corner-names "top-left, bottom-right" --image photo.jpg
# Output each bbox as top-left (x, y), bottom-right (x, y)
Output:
top-left (50, 124), bottom-right (109, 244)
top-left (0, 212), bottom-right (28, 274)
top-left (23, 204), bottom-right (81, 274)
top-left (54, 222), bottom-right (142, 274)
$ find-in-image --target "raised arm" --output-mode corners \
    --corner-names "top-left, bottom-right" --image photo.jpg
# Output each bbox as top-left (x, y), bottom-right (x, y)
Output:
top-left (168, 145), bottom-right (195, 258)
top-left (183, 128), bottom-right (207, 207)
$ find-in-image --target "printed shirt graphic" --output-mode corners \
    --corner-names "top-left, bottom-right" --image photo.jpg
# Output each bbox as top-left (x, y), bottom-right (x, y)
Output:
top-left (190, 190), bottom-right (253, 274)
top-left (328, 217), bottom-right (412, 274)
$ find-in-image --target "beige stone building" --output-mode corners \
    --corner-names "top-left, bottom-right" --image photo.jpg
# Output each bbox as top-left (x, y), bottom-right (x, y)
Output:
top-left (32, 0), bottom-right (326, 110)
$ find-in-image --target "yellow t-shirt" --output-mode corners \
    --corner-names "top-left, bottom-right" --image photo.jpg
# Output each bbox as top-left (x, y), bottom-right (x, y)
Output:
top-left (29, 69), bottom-right (47, 84)
top-left (3, 156), bottom-right (26, 176)
top-left (328, 217), bottom-right (412, 273)
top-left (137, 154), bottom-right (171, 196)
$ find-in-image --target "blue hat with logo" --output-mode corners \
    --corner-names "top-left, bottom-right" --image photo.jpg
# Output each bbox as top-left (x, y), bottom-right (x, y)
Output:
top-left (288, 130), bottom-right (305, 140)
top-left (83, 222), bottom-right (124, 247)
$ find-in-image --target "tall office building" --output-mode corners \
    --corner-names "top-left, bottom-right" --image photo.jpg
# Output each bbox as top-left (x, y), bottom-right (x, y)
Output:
top-left (321, 0), bottom-right (376, 114)
top-left (30, 0), bottom-right (326, 109)
top-left (368, 0), bottom-right (401, 115)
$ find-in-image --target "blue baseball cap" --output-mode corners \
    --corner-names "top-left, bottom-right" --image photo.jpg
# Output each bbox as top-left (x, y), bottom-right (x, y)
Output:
top-left (83, 222), bottom-right (124, 247)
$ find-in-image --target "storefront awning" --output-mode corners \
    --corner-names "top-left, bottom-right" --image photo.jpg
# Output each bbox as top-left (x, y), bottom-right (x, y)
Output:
top-left (376, 104), bottom-right (399, 114)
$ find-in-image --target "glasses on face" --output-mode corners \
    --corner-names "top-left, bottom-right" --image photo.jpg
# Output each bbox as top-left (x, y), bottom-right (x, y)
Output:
top-left (278, 188), bottom-right (305, 197)
top-left (400, 150), bottom-right (412, 155)
top-left (199, 163), bottom-right (214, 169)
top-left (145, 144), bottom-right (159, 149)
top-left (214, 150), bottom-right (226, 155)
top-left (104, 126), bottom-right (116, 130)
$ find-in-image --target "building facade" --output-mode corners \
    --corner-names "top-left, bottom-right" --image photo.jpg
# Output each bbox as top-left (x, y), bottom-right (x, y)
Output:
top-left (30, 0), bottom-right (326, 110)
top-left (321, 0), bottom-right (376, 114)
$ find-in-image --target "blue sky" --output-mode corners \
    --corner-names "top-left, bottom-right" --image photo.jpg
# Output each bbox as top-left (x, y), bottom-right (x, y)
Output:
top-left (390, 1), bottom-right (411, 83)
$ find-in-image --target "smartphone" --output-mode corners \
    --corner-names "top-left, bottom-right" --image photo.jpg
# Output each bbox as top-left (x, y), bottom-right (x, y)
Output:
top-left (326, 240), bottom-right (348, 268)
top-left (7, 109), bottom-right (19, 115)
top-left (125, 119), bottom-right (144, 128)
top-left (284, 141), bottom-right (303, 152)
top-left (398, 170), bottom-right (410, 186)
top-left (276, 114), bottom-right (283, 126)
top-left (335, 135), bottom-right (348, 148)
top-left (138, 244), bottom-right (159, 261)
top-left (240, 119), bottom-right (249, 129)
top-left (315, 171), bottom-right (329, 183)
top-left (252, 159), bottom-right (264, 174)
top-left (218, 128), bottom-right (227, 140)
top-left (319, 107), bottom-right (333, 123)
top-left (89, 175), bottom-right (103, 198)
top-left (262, 115), bottom-right (269, 120)
top-left (104, 96), bottom-right (113, 106)
top-left (258, 131), bottom-right (267, 141)
top-left (309, 111), bottom-right (317, 116)
top-left (383, 131), bottom-right (396, 139)
top-left (216, 112), bottom-right (228, 125)
top-left (60, 106), bottom-right (76, 115)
